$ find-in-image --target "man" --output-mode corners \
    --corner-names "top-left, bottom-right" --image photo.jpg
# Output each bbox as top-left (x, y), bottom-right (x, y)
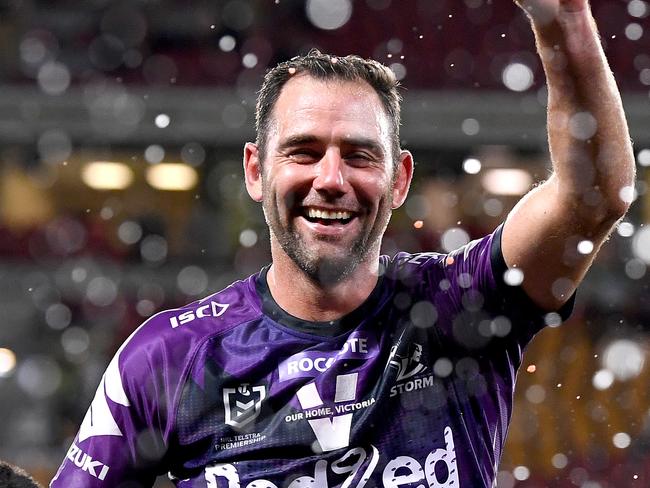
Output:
top-left (51, 0), bottom-right (634, 486)
top-left (1, 461), bottom-right (43, 488)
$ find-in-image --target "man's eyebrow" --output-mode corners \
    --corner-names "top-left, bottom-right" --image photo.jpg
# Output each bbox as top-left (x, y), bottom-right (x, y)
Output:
top-left (340, 137), bottom-right (384, 155)
top-left (277, 134), bottom-right (385, 155)
top-left (277, 135), bottom-right (320, 151)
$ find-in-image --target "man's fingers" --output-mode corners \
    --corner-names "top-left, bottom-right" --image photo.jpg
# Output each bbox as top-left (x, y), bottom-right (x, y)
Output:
top-left (515, 0), bottom-right (588, 24)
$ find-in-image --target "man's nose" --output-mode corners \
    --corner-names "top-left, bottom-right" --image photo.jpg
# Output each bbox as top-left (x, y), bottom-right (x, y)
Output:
top-left (313, 149), bottom-right (347, 194)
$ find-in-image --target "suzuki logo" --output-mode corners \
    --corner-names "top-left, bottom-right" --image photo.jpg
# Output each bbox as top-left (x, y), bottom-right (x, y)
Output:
top-left (169, 301), bottom-right (229, 328)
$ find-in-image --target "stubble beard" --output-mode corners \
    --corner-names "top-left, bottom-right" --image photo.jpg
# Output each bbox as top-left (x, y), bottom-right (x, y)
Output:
top-left (263, 195), bottom-right (392, 287)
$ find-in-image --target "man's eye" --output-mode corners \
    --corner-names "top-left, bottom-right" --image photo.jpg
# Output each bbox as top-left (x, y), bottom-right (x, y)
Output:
top-left (345, 153), bottom-right (372, 165)
top-left (289, 151), bottom-right (319, 162)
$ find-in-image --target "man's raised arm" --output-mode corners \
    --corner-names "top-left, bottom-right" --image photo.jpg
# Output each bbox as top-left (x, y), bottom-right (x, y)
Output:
top-left (501, 0), bottom-right (635, 310)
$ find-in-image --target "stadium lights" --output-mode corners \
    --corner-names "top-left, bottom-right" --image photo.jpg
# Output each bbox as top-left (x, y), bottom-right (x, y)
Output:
top-left (0, 348), bottom-right (17, 377)
top-left (481, 168), bottom-right (532, 196)
top-left (145, 163), bottom-right (198, 191)
top-left (81, 161), bottom-right (134, 190)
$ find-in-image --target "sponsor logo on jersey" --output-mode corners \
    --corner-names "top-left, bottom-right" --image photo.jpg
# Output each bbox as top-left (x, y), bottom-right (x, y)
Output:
top-left (294, 372), bottom-right (365, 452)
top-left (278, 332), bottom-right (377, 382)
top-left (169, 301), bottom-right (229, 328)
top-left (66, 444), bottom-right (110, 481)
top-left (215, 432), bottom-right (267, 451)
top-left (204, 426), bottom-right (459, 488)
top-left (223, 384), bottom-right (266, 429)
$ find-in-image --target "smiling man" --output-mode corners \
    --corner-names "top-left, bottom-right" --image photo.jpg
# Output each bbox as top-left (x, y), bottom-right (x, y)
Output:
top-left (52, 1), bottom-right (635, 487)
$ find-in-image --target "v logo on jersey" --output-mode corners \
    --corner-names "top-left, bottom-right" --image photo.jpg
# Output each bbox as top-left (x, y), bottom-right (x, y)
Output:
top-left (296, 373), bottom-right (358, 452)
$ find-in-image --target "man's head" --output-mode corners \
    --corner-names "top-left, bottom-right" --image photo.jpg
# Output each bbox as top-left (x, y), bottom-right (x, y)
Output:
top-left (0, 462), bottom-right (42, 488)
top-left (255, 49), bottom-right (403, 167)
top-left (244, 51), bottom-right (413, 285)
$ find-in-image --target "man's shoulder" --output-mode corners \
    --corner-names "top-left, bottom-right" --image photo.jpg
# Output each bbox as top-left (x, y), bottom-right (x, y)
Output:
top-left (382, 251), bottom-right (447, 276)
top-left (384, 231), bottom-right (497, 276)
top-left (118, 273), bottom-right (263, 373)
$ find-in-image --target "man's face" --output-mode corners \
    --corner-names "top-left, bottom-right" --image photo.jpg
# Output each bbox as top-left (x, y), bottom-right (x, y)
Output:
top-left (247, 75), bottom-right (411, 284)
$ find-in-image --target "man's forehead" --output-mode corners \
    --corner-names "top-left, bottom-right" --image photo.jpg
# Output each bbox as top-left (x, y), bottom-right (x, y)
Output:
top-left (270, 75), bottom-right (390, 138)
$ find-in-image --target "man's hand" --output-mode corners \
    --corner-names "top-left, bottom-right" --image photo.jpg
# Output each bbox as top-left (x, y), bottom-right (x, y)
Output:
top-left (514, 0), bottom-right (588, 25)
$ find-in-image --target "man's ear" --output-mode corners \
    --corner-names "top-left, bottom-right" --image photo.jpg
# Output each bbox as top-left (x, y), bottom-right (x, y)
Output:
top-left (243, 142), bottom-right (263, 202)
top-left (392, 150), bottom-right (414, 209)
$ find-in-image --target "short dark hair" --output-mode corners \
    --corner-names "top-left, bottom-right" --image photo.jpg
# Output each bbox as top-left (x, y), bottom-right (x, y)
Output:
top-left (0, 461), bottom-right (42, 488)
top-left (255, 49), bottom-right (403, 165)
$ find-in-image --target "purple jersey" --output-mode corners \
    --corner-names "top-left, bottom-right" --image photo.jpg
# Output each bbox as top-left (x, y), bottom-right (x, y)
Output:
top-left (51, 226), bottom-right (572, 487)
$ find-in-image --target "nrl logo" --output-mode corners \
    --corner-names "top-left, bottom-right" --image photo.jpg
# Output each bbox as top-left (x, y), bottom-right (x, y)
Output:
top-left (223, 384), bottom-right (267, 429)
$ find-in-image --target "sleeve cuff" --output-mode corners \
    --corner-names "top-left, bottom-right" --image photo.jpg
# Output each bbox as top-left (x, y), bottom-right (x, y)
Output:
top-left (489, 223), bottom-right (576, 328)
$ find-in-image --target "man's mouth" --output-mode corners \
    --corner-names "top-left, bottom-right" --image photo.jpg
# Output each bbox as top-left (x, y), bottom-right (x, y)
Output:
top-left (303, 207), bottom-right (354, 226)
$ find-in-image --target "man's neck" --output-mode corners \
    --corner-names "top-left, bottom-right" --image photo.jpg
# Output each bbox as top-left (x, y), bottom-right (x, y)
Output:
top-left (266, 252), bottom-right (380, 323)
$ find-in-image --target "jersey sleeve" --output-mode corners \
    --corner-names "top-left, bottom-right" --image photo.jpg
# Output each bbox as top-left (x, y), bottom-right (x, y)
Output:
top-left (50, 312), bottom-right (182, 487)
top-left (440, 223), bottom-right (575, 348)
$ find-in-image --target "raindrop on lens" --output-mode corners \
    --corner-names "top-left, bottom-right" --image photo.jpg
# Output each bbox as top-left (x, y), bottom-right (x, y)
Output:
top-left (461, 118), bottom-right (480, 136)
top-left (242, 53), bottom-right (258, 68)
top-left (551, 453), bottom-right (568, 469)
top-left (502, 63), bottom-right (534, 92)
top-left (513, 466), bottom-right (530, 481)
top-left (118, 221), bottom-right (143, 245)
top-left (219, 35), bottom-right (237, 52)
top-left (568, 112), bottom-right (597, 140)
top-left (239, 229), bottom-right (258, 247)
top-left (628, 0), bottom-right (648, 17)
top-left (45, 303), bottom-right (72, 330)
top-left (61, 327), bottom-right (90, 355)
top-left (410, 301), bottom-right (437, 328)
top-left (503, 268), bottom-right (524, 286)
top-left (637, 149), bottom-right (650, 166)
top-left (625, 258), bottom-right (646, 280)
top-left (616, 221), bottom-right (634, 237)
top-left (544, 312), bottom-right (562, 328)
top-left (483, 198), bottom-right (503, 217)
top-left (177, 266), bottom-right (209, 296)
top-left (86, 276), bottom-right (118, 307)
top-left (140, 235), bottom-right (168, 263)
top-left (145, 144), bottom-right (165, 164)
top-left (525, 384), bottom-right (546, 404)
top-left (462, 158), bottom-right (481, 174)
top-left (632, 227), bottom-right (650, 263)
top-left (602, 339), bottom-right (645, 381)
top-left (625, 23), bottom-right (643, 40)
top-left (181, 142), bottom-right (206, 167)
top-left (441, 227), bottom-right (470, 252)
top-left (16, 356), bottom-right (62, 398)
top-left (154, 113), bottom-right (170, 128)
top-left (613, 432), bottom-right (631, 449)
top-left (433, 357), bottom-right (453, 377)
top-left (306, 0), bottom-right (353, 30)
top-left (592, 369), bottom-right (614, 390)
top-left (577, 240), bottom-right (594, 255)
top-left (37, 61), bottom-right (71, 95)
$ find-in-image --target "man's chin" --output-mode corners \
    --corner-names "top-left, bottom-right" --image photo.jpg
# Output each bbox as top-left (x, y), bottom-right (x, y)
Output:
top-left (301, 256), bottom-right (360, 286)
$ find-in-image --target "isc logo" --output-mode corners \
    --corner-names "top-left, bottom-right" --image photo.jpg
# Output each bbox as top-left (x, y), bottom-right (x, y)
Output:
top-left (169, 301), bottom-right (229, 328)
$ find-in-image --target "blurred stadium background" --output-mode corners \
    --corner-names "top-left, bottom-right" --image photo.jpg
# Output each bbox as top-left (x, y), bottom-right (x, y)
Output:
top-left (0, 0), bottom-right (649, 486)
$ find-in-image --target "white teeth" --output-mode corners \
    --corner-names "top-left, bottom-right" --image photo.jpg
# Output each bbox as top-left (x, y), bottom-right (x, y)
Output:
top-left (306, 208), bottom-right (352, 220)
